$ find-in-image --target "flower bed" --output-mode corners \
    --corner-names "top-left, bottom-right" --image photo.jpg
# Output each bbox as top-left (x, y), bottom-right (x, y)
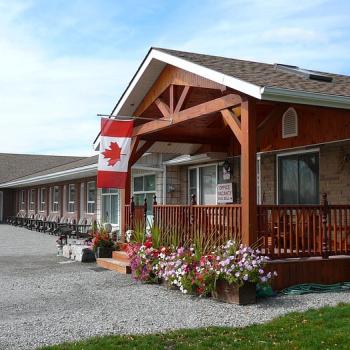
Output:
top-left (123, 236), bottom-right (276, 304)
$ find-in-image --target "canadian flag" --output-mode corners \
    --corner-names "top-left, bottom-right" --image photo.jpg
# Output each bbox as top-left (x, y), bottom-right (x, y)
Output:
top-left (97, 118), bottom-right (133, 189)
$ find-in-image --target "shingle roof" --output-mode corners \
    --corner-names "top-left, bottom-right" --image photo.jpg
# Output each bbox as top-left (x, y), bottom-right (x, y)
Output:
top-left (5, 155), bottom-right (98, 183)
top-left (0, 153), bottom-right (86, 184)
top-left (155, 48), bottom-right (350, 97)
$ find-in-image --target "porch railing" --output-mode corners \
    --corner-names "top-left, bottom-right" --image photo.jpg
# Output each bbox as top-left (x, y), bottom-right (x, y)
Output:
top-left (257, 194), bottom-right (350, 258)
top-left (153, 203), bottom-right (242, 247)
top-left (124, 193), bottom-right (350, 259)
top-left (124, 195), bottom-right (241, 249)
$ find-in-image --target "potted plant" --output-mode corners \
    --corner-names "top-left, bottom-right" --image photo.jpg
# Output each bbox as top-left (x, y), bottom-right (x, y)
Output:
top-left (210, 241), bottom-right (275, 305)
top-left (92, 227), bottom-right (115, 259)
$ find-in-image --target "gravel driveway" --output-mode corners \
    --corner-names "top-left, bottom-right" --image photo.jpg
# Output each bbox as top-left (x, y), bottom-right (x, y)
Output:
top-left (1, 224), bottom-right (350, 350)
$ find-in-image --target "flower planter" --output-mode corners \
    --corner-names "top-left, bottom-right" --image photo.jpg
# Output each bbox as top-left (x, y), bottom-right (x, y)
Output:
top-left (95, 246), bottom-right (114, 259)
top-left (212, 280), bottom-right (256, 305)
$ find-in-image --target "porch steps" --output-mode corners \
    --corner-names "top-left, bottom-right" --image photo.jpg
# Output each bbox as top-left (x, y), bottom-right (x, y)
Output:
top-left (96, 258), bottom-right (131, 274)
top-left (112, 250), bottom-right (130, 263)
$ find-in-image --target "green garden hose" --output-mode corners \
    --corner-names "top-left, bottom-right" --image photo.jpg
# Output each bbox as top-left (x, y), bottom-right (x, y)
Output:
top-left (281, 282), bottom-right (350, 295)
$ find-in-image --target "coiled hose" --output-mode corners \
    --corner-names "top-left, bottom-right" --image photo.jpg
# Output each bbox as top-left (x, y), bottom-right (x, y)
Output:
top-left (281, 282), bottom-right (350, 295)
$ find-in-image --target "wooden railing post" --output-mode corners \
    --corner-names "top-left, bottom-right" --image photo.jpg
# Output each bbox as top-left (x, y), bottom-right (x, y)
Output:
top-left (130, 196), bottom-right (135, 230)
top-left (191, 194), bottom-right (197, 205)
top-left (322, 193), bottom-right (329, 259)
top-left (144, 197), bottom-right (148, 232)
top-left (153, 195), bottom-right (157, 227)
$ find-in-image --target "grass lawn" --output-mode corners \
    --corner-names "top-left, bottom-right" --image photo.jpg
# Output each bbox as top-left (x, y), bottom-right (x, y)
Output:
top-left (40, 303), bottom-right (350, 350)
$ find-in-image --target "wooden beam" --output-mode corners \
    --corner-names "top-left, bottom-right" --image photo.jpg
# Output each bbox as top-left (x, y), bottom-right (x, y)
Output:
top-left (221, 108), bottom-right (242, 144)
top-left (143, 127), bottom-right (230, 145)
top-left (133, 93), bottom-right (241, 137)
top-left (240, 97), bottom-right (257, 246)
top-left (174, 86), bottom-right (190, 113)
top-left (155, 98), bottom-right (170, 118)
top-left (130, 140), bottom-right (155, 166)
top-left (134, 65), bottom-right (225, 117)
top-left (169, 85), bottom-right (174, 114)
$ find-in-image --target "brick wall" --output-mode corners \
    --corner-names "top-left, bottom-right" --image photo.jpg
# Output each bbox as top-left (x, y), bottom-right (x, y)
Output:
top-left (260, 153), bottom-right (276, 204)
top-left (259, 141), bottom-right (350, 205)
top-left (12, 176), bottom-right (97, 222)
top-left (320, 142), bottom-right (350, 204)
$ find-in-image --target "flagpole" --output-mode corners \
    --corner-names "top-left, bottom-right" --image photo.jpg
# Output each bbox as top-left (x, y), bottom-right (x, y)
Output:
top-left (97, 114), bottom-right (172, 122)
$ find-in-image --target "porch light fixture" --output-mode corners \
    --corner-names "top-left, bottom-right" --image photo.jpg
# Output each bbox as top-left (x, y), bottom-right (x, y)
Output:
top-left (222, 159), bottom-right (232, 174)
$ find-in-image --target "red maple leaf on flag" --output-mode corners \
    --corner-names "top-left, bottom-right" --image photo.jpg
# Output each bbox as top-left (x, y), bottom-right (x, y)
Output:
top-left (102, 142), bottom-right (122, 166)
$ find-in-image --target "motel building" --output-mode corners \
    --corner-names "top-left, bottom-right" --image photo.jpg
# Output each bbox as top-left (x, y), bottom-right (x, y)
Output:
top-left (2, 47), bottom-right (350, 289)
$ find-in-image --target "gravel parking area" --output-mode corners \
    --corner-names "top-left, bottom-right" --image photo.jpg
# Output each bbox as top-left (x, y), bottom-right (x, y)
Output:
top-left (1, 224), bottom-right (350, 350)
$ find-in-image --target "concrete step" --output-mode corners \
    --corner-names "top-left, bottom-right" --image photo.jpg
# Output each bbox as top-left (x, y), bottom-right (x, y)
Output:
top-left (96, 258), bottom-right (131, 274)
top-left (112, 250), bottom-right (130, 263)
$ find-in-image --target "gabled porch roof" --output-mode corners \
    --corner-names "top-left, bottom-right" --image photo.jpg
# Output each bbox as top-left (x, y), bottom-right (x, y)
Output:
top-left (111, 47), bottom-right (350, 117)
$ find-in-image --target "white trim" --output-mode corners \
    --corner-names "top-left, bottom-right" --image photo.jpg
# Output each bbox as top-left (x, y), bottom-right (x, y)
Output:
top-left (108, 48), bottom-right (350, 124)
top-left (132, 173), bottom-right (156, 194)
top-left (0, 164), bottom-right (97, 188)
top-left (0, 162), bottom-right (164, 188)
top-left (111, 49), bottom-right (262, 119)
top-left (257, 154), bottom-right (261, 205)
top-left (51, 186), bottom-right (60, 213)
top-left (86, 181), bottom-right (96, 214)
top-left (188, 163), bottom-right (218, 205)
top-left (39, 187), bottom-right (46, 212)
top-left (131, 165), bottom-right (163, 172)
top-left (276, 148), bottom-right (320, 205)
top-left (261, 86), bottom-right (350, 110)
top-left (67, 184), bottom-right (76, 213)
top-left (257, 138), bottom-right (350, 156)
top-left (101, 189), bottom-right (120, 226)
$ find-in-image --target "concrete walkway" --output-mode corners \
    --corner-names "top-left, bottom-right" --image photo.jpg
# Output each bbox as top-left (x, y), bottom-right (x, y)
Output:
top-left (1, 224), bottom-right (350, 350)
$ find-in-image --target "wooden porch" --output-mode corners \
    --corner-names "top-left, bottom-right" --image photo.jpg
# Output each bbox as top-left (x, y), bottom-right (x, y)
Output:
top-left (125, 196), bottom-right (350, 290)
top-left (125, 193), bottom-right (350, 260)
top-left (117, 60), bottom-right (350, 289)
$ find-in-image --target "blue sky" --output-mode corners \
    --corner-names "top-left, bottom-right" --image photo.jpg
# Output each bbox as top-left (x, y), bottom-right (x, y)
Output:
top-left (0, 0), bottom-right (349, 155)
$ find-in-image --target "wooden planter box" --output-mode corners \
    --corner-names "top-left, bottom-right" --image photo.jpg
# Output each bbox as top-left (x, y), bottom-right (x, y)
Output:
top-left (95, 247), bottom-right (114, 259)
top-left (212, 280), bottom-right (256, 305)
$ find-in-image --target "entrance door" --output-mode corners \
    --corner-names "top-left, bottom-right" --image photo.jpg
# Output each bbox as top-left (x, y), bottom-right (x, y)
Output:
top-left (188, 165), bottom-right (217, 204)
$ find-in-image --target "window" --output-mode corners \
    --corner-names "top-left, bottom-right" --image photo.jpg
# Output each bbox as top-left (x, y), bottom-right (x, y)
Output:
top-left (39, 188), bottom-right (46, 212)
top-left (278, 151), bottom-right (319, 205)
top-left (19, 190), bottom-right (25, 210)
top-left (102, 188), bottom-right (119, 225)
top-left (87, 181), bottom-right (96, 213)
top-left (67, 184), bottom-right (76, 212)
top-left (51, 186), bottom-right (60, 212)
top-left (188, 165), bottom-right (217, 205)
top-left (133, 174), bottom-right (156, 214)
top-left (29, 189), bottom-right (35, 211)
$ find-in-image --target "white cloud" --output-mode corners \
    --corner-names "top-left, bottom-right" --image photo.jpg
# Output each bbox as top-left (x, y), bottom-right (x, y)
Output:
top-left (0, 1), bottom-right (138, 156)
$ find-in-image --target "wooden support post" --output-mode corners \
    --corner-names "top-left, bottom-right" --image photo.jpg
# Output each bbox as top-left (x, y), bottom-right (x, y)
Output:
top-left (241, 97), bottom-right (257, 246)
top-left (130, 196), bottom-right (135, 229)
top-left (322, 193), bottom-right (329, 259)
